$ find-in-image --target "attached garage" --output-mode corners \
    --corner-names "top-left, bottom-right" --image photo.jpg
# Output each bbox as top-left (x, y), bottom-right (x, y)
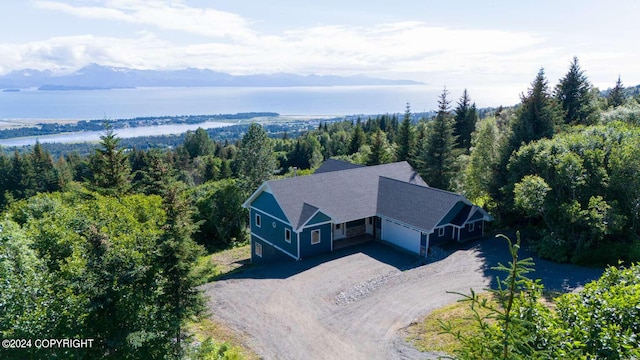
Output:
top-left (381, 218), bottom-right (421, 254)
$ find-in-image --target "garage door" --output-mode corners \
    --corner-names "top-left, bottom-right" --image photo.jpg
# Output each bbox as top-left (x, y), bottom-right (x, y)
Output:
top-left (382, 219), bottom-right (421, 254)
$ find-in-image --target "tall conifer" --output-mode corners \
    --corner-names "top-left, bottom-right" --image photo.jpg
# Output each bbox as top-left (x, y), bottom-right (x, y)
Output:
top-left (555, 57), bottom-right (596, 125)
top-left (396, 102), bottom-right (416, 162)
top-left (415, 87), bottom-right (458, 190)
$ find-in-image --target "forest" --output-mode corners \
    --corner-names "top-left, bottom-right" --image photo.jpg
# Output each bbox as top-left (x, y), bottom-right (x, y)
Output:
top-left (2, 57), bottom-right (640, 358)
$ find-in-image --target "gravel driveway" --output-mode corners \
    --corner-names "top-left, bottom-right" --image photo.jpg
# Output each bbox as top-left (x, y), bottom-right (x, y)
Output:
top-left (202, 237), bottom-right (603, 360)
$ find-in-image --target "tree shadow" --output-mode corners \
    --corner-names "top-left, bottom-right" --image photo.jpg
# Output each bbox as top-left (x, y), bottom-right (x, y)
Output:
top-left (216, 240), bottom-right (424, 280)
top-left (440, 232), bottom-right (605, 293)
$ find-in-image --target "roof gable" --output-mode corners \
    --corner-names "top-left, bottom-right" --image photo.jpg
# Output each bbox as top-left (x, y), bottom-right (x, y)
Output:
top-left (314, 159), bottom-right (364, 174)
top-left (267, 161), bottom-right (426, 230)
top-left (248, 160), bottom-right (490, 233)
top-left (251, 190), bottom-right (288, 223)
top-left (377, 176), bottom-right (464, 231)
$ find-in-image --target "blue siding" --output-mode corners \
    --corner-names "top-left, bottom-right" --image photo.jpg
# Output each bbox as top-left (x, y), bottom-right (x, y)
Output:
top-left (299, 223), bottom-right (332, 259)
top-left (459, 221), bottom-right (484, 241)
top-left (305, 211), bottom-right (331, 226)
top-left (431, 226), bottom-right (454, 245)
top-left (250, 208), bottom-right (297, 258)
top-left (251, 236), bottom-right (293, 264)
top-left (252, 191), bottom-right (287, 221)
top-left (468, 210), bottom-right (484, 221)
top-left (438, 201), bottom-right (466, 226)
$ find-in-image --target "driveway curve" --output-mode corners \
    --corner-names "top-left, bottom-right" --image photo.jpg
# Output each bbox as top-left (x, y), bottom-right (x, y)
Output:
top-left (202, 238), bottom-right (603, 359)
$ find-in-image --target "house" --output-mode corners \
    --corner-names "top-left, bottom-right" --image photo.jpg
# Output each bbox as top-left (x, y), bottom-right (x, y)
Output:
top-left (242, 159), bottom-right (492, 263)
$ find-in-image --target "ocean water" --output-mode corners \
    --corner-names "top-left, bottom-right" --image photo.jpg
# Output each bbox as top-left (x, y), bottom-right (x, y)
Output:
top-left (0, 85), bottom-right (442, 121)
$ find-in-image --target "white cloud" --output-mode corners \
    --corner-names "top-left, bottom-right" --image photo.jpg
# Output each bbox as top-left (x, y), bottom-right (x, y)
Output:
top-left (5, 1), bottom-right (637, 93)
top-left (34, 0), bottom-right (256, 40)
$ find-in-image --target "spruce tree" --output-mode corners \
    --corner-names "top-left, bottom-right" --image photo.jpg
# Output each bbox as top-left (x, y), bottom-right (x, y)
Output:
top-left (368, 129), bottom-right (392, 166)
top-left (453, 89), bottom-right (478, 152)
top-left (415, 87), bottom-right (458, 190)
top-left (88, 122), bottom-right (131, 195)
top-left (157, 182), bottom-right (205, 359)
top-left (555, 57), bottom-right (597, 125)
top-left (183, 128), bottom-right (214, 159)
top-left (607, 75), bottom-right (625, 108)
top-left (396, 103), bottom-right (416, 162)
top-left (29, 141), bottom-right (59, 194)
top-left (237, 123), bottom-right (276, 194)
top-left (349, 124), bottom-right (366, 155)
top-left (509, 68), bottom-right (560, 148)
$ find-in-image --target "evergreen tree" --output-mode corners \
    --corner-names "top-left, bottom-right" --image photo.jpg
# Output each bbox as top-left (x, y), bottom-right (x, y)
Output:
top-left (237, 123), bottom-right (276, 194)
top-left (555, 57), bottom-right (597, 125)
top-left (368, 130), bottom-right (393, 166)
top-left (415, 87), bottom-right (458, 190)
top-left (396, 103), bottom-right (416, 162)
top-left (453, 89), bottom-right (478, 152)
top-left (607, 75), bottom-right (625, 108)
top-left (183, 128), bottom-right (214, 158)
top-left (88, 123), bottom-right (131, 195)
top-left (349, 124), bottom-right (366, 155)
top-left (509, 68), bottom-right (560, 148)
top-left (133, 149), bottom-right (176, 195)
top-left (29, 141), bottom-right (59, 194)
top-left (157, 183), bottom-right (205, 359)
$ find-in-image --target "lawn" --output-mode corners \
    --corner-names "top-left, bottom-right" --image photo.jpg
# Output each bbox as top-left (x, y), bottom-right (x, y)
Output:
top-left (406, 292), bottom-right (497, 356)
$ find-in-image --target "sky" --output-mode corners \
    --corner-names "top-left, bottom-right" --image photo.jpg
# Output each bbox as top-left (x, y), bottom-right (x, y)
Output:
top-left (1, 0), bottom-right (638, 106)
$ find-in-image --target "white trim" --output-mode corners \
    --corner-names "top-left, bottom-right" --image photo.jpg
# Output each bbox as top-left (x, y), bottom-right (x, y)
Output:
top-left (330, 225), bottom-right (334, 251)
top-left (251, 206), bottom-right (290, 226)
top-left (297, 209), bottom-right (334, 231)
top-left (377, 214), bottom-right (424, 233)
top-left (251, 232), bottom-right (298, 260)
top-left (285, 228), bottom-right (292, 243)
top-left (242, 182), bottom-right (271, 208)
top-left (255, 213), bottom-right (261, 228)
top-left (297, 231), bottom-right (301, 260)
top-left (430, 199), bottom-right (472, 230)
top-left (302, 220), bottom-right (333, 229)
top-left (311, 229), bottom-right (321, 245)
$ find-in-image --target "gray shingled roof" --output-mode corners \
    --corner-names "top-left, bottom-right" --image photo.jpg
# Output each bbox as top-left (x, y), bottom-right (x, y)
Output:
top-left (314, 159), bottom-right (364, 174)
top-left (266, 161), bottom-right (427, 230)
top-left (376, 177), bottom-right (464, 231)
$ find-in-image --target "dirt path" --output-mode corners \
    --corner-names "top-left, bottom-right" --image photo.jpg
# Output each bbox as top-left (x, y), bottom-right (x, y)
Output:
top-left (202, 238), bottom-right (603, 359)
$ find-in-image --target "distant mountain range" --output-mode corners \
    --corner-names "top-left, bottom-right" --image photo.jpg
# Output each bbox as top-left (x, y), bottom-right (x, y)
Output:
top-left (0, 64), bottom-right (423, 90)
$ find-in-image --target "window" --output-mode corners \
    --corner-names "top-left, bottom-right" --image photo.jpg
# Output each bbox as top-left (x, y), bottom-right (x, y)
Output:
top-left (255, 242), bottom-right (262, 257)
top-left (367, 217), bottom-right (373, 225)
top-left (468, 222), bottom-right (475, 232)
top-left (335, 223), bottom-right (341, 230)
top-left (255, 214), bottom-right (261, 228)
top-left (311, 229), bottom-right (321, 245)
top-left (285, 228), bottom-right (291, 243)
top-left (438, 227), bottom-right (445, 237)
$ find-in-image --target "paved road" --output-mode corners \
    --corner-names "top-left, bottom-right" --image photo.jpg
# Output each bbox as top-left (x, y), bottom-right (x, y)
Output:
top-left (202, 238), bottom-right (603, 359)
